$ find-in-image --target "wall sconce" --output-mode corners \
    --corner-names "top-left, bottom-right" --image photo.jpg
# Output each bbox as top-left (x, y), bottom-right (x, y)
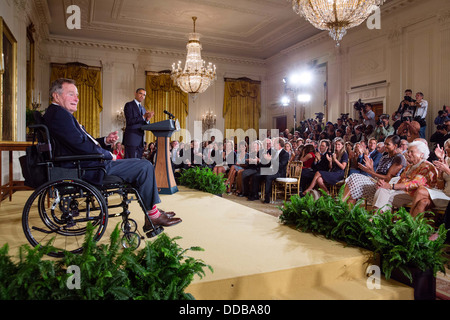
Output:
top-left (116, 109), bottom-right (126, 131)
top-left (31, 90), bottom-right (41, 110)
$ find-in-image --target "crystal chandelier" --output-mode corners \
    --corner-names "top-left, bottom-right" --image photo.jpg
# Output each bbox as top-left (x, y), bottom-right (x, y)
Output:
top-left (202, 110), bottom-right (216, 130)
top-left (171, 17), bottom-right (216, 95)
top-left (290, 0), bottom-right (386, 45)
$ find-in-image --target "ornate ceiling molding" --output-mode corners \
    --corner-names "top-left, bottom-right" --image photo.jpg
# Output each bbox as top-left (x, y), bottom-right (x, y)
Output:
top-left (45, 36), bottom-right (267, 67)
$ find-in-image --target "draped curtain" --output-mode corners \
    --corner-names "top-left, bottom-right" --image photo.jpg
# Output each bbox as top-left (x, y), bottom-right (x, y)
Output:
top-left (145, 72), bottom-right (188, 143)
top-left (50, 63), bottom-right (103, 138)
top-left (223, 78), bottom-right (261, 134)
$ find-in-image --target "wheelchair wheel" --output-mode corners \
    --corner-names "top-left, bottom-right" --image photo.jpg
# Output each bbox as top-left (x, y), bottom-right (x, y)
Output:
top-left (121, 232), bottom-right (141, 250)
top-left (121, 218), bottom-right (138, 234)
top-left (22, 179), bottom-right (109, 257)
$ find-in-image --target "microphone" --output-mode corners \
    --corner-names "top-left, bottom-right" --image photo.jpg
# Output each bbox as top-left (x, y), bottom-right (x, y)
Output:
top-left (164, 110), bottom-right (175, 119)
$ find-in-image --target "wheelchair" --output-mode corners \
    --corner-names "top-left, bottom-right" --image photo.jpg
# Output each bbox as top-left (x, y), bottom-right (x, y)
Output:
top-left (20, 112), bottom-right (163, 257)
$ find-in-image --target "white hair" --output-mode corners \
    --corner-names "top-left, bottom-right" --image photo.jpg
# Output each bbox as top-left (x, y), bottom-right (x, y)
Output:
top-left (408, 140), bottom-right (430, 160)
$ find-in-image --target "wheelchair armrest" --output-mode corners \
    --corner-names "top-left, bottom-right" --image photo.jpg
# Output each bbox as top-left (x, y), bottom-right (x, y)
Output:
top-left (53, 153), bottom-right (106, 162)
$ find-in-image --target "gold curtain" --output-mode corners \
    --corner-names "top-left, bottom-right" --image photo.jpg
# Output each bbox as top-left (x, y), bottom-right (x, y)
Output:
top-left (223, 78), bottom-right (261, 134)
top-left (50, 63), bottom-right (103, 138)
top-left (144, 72), bottom-right (188, 143)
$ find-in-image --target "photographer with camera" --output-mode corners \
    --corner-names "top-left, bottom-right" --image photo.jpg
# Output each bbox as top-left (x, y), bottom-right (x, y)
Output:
top-left (372, 114), bottom-right (394, 142)
top-left (392, 89), bottom-right (416, 131)
top-left (413, 92), bottom-right (428, 139)
top-left (361, 103), bottom-right (376, 128)
top-left (434, 107), bottom-right (449, 126)
top-left (397, 117), bottom-right (420, 143)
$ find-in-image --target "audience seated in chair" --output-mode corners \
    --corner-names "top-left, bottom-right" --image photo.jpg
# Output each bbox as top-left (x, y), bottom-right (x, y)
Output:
top-left (342, 135), bottom-right (407, 206)
top-left (300, 139), bottom-right (331, 194)
top-left (248, 137), bottom-right (290, 203)
top-left (371, 141), bottom-right (438, 213)
top-left (226, 140), bottom-right (248, 193)
top-left (302, 137), bottom-right (348, 196)
top-left (213, 139), bottom-right (236, 177)
top-left (409, 140), bottom-right (450, 217)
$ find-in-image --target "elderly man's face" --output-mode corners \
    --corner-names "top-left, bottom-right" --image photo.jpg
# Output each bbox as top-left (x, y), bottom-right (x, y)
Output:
top-left (53, 83), bottom-right (79, 114)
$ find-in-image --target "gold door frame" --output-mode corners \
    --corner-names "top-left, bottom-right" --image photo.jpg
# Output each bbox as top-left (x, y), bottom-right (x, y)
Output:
top-left (0, 17), bottom-right (18, 141)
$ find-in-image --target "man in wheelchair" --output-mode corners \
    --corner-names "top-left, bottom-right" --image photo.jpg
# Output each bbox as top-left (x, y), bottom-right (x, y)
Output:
top-left (43, 78), bottom-right (182, 233)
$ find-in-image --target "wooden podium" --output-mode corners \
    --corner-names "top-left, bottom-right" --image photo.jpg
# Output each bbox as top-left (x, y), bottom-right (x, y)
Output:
top-left (142, 119), bottom-right (178, 194)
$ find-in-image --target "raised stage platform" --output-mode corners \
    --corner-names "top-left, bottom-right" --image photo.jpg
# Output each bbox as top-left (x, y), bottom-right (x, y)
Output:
top-left (0, 186), bottom-right (413, 300)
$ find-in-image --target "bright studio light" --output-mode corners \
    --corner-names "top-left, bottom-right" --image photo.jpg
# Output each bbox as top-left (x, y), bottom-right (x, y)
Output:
top-left (297, 94), bottom-right (311, 102)
top-left (288, 71), bottom-right (313, 86)
top-left (281, 96), bottom-right (291, 106)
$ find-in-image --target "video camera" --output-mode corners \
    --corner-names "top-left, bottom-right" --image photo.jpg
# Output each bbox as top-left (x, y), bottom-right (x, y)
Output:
top-left (353, 99), bottom-right (365, 111)
top-left (315, 112), bottom-right (324, 122)
top-left (353, 99), bottom-right (366, 119)
top-left (403, 95), bottom-right (416, 104)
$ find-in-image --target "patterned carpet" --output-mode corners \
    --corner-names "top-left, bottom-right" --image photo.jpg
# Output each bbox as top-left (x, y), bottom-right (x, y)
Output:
top-left (223, 192), bottom-right (450, 300)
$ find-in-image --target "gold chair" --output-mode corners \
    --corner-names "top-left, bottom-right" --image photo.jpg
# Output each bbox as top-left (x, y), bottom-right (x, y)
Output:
top-left (272, 161), bottom-right (303, 202)
top-left (329, 161), bottom-right (350, 198)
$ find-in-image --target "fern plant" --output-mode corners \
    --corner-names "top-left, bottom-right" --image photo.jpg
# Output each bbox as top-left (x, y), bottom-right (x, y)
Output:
top-left (368, 207), bottom-right (448, 283)
top-left (178, 166), bottom-right (227, 195)
top-left (279, 188), bottom-right (449, 283)
top-left (0, 224), bottom-right (212, 300)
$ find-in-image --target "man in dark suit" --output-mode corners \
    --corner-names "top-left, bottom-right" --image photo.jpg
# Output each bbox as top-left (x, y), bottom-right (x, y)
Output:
top-left (123, 88), bottom-right (154, 159)
top-left (249, 137), bottom-right (290, 203)
top-left (43, 78), bottom-right (181, 232)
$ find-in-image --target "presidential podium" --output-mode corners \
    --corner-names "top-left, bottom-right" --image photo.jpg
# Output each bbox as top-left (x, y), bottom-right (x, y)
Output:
top-left (142, 119), bottom-right (178, 194)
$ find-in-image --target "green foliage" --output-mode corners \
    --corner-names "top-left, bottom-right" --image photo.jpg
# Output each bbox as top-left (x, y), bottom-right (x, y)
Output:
top-left (178, 166), bottom-right (227, 195)
top-left (0, 224), bottom-right (212, 300)
top-left (279, 188), bottom-right (449, 283)
top-left (368, 207), bottom-right (448, 283)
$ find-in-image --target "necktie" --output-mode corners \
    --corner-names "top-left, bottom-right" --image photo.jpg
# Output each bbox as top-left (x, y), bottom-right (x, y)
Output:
top-left (77, 121), bottom-right (100, 146)
top-left (139, 104), bottom-right (144, 116)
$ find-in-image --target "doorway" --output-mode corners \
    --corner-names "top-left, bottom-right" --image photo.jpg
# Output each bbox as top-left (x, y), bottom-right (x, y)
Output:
top-left (274, 116), bottom-right (287, 132)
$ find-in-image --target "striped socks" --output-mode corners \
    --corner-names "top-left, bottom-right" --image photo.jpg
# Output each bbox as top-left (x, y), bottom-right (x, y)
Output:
top-left (148, 205), bottom-right (161, 219)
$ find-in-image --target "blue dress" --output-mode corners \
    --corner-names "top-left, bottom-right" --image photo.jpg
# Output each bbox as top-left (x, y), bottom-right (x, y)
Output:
top-left (319, 152), bottom-right (349, 185)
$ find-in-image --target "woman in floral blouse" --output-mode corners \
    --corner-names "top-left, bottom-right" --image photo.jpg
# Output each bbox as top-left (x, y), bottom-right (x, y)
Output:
top-left (372, 140), bottom-right (438, 212)
top-left (409, 139), bottom-right (450, 217)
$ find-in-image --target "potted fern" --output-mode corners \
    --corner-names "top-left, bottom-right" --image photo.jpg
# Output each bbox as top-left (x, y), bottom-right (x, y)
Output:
top-left (279, 190), bottom-right (449, 300)
top-left (0, 224), bottom-right (212, 300)
top-left (178, 166), bottom-right (227, 196)
top-left (368, 207), bottom-right (448, 300)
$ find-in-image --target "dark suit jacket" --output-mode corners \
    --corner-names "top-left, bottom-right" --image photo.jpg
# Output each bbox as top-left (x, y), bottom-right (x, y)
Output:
top-left (263, 148), bottom-right (289, 177)
top-left (360, 150), bottom-right (382, 171)
top-left (123, 100), bottom-right (147, 147)
top-left (43, 103), bottom-right (112, 184)
top-left (312, 151), bottom-right (331, 172)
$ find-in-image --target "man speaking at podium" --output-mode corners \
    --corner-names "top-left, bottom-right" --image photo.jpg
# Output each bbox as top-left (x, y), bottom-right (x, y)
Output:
top-left (43, 78), bottom-right (182, 232)
top-left (123, 88), bottom-right (154, 159)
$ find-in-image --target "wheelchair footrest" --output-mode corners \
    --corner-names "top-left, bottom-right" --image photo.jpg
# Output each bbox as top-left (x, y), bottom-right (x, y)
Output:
top-left (145, 226), bottom-right (164, 238)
